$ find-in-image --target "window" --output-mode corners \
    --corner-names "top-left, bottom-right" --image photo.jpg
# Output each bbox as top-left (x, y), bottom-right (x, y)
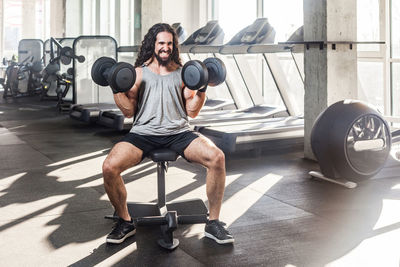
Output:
top-left (357, 0), bottom-right (381, 52)
top-left (119, 0), bottom-right (135, 46)
top-left (392, 0), bottom-right (400, 58)
top-left (214, 0), bottom-right (257, 43)
top-left (358, 61), bottom-right (384, 112)
top-left (263, 0), bottom-right (303, 42)
top-left (3, 0), bottom-right (22, 58)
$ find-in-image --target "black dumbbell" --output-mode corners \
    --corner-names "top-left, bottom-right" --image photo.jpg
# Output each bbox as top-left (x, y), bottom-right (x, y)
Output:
top-left (91, 57), bottom-right (136, 94)
top-left (181, 57), bottom-right (226, 91)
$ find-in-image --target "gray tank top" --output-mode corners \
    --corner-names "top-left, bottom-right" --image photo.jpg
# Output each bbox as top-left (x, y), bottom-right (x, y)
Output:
top-left (130, 66), bottom-right (190, 135)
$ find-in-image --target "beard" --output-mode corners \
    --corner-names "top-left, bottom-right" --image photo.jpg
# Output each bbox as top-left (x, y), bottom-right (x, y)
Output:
top-left (154, 50), bottom-right (172, 66)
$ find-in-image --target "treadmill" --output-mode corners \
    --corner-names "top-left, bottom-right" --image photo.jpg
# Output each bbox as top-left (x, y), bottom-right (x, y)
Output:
top-left (97, 21), bottom-right (231, 131)
top-left (195, 116), bottom-right (304, 153)
top-left (181, 20), bottom-right (236, 112)
top-left (189, 18), bottom-right (290, 126)
top-left (192, 19), bottom-right (305, 153)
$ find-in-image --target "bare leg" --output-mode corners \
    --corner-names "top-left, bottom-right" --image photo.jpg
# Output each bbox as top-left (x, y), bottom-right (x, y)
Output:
top-left (102, 142), bottom-right (143, 221)
top-left (184, 136), bottom-right (226, 220)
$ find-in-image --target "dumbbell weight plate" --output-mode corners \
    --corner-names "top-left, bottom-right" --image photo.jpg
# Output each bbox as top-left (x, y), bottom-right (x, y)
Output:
top-left (108, 62), bottom-right (136, 93)
top-left (182, 60), bottom-right (208, 90)
top-left (91, 57), bottom-right (117, 86)
top-left (203, 57), bottom-right (226, 87)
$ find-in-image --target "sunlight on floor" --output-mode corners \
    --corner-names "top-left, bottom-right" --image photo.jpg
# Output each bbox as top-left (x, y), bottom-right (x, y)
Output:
top-left (77, 161), bottom-right (155, 189)
top-left (392, 183), bottom-right (400, 190)
top-left (172, 173), bottom-right (243, 202)
top-left (94, 243), bottom-right (138, 267)
top-left (373, 199), bottom-right (400, 230)
top-left (0, 195), bottom-right (73, 227)
top-left (47, 155), bottom-right (106, 182)
top-left (222, 173), bottom-right (283, 226)
top-left (8, 124), bottom-right (27, 130)
top-left (0, 172), bottom-right (26, 186)
top-left (327, 197), bottom-right (400, 267)
top-left (47, 149), bottom-right (108, 167)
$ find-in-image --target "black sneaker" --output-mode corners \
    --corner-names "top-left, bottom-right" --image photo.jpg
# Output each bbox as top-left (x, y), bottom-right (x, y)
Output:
top-left (204, 219), bottom-right (234, 244)
top-left (106, 218), bottom-right (136, 244)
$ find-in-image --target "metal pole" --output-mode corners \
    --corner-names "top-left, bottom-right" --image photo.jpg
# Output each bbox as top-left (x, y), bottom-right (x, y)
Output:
top-left (157, 162), bottom-right (166, 208)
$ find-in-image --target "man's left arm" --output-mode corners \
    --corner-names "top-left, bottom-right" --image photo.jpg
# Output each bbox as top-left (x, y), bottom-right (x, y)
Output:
top-left (183, 86), bottom-right (206, 118)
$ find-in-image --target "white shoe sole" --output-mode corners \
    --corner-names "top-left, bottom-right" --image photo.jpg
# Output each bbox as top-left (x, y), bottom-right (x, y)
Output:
top-left (204, 232), bottom-right (234, 244)
top-left (106, 229), bottom-right (136, 244)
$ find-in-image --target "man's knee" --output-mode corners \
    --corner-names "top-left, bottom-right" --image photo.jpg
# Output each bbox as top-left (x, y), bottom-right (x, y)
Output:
top-left (102, 159), bottom-right (120, 181)
top-left (209, 147), bottom-right (225, 170)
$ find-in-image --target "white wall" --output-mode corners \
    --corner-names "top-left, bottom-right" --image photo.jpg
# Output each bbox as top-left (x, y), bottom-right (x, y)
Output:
top-left (50, 0), bottom-right (66, 38)
top-left (0, 0), bottom-right (3, 60)
top-left (65, 0), bottom-right (81, 37)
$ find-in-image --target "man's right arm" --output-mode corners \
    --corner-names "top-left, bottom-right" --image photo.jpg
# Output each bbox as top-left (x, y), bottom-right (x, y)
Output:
top-left (113, 67), bottom-right (142, 118)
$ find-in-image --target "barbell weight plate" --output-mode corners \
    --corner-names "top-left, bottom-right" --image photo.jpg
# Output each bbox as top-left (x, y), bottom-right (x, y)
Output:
top-left (91, 57), bottom-right (116, 86)
top-left (44, 61), bottom-right (60, 76)
top-left (203, 57), bottom-right (226, 87)
top-left (60, 46), bottom-right (73, 65)
top-left (77, 55), bottom-right (85, 63)
top-left (182, 60), bottom-right (208, 90)
top-left (108, 62), bottom-right (136, 93)
top-left (31, 61), bottom-right (43, 73)
top-left (67, 67), bottom-right (74, 76)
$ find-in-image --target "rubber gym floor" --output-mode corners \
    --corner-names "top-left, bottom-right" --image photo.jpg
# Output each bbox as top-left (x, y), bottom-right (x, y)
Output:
top-left (0, 94), bottom-right (399, 267)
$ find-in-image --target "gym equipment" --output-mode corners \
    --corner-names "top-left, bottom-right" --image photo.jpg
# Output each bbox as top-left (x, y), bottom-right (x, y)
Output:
top-left (171, 22), bottom-right (187, 44)
top-left (59, 46), bottom-right (85, 65)
top-left (91, 57), bottom-right (136, 94)
top-left (18, 39), bottom-right (43, 65)
top-left (2, 56), bottom-right (43, 98)
top-left (181, 57), bottom-right (226, 90)
top-left (2, 39), bottom-right (45, 98)
top-left (225, 17), bottom-right (275, 46)
top-left (69, 36), bottom-right (118, 123)
top-left (188, 19), bottom-right (305, 153)
top-left (181, 20), bottom-right (224, 53)
top-left (310, 100), bottom-right (392, 188)
top-left (41, 38), bottom-right (86, 111)
top-left (105, 148), bottom-right (208, 250)
top-left (15, 39), bottom-right (44, 97)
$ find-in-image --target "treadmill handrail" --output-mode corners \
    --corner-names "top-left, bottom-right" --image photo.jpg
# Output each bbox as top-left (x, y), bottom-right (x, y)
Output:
top-left (184, 43), bottom-right (297, 55)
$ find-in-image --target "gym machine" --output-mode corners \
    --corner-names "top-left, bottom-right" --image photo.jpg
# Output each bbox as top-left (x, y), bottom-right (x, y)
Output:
top-left (310, 100), bottom-right (392, 188)
top-left (41, 37), bottom-right (85, 112)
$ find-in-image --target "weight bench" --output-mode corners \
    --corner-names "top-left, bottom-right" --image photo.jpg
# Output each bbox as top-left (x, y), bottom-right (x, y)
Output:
top-left (107, 148), bottom-right (209, 250)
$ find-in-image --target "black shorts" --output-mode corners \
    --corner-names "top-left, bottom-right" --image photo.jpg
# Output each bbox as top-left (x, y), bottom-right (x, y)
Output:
top-left (120, 130), bottom-right (201, 160)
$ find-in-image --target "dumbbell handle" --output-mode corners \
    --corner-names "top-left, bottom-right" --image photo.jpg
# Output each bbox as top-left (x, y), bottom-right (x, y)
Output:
top-left (102, 69), bottom-right (111, 83)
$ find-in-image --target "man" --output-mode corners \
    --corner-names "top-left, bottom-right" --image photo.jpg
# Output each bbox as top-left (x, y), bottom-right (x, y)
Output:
top-left (102, 23), bottom-right (234, 245)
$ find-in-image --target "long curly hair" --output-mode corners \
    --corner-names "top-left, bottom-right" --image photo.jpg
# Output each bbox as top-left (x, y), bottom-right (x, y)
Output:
top-left (134, 23), bottom-right (182, 68)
